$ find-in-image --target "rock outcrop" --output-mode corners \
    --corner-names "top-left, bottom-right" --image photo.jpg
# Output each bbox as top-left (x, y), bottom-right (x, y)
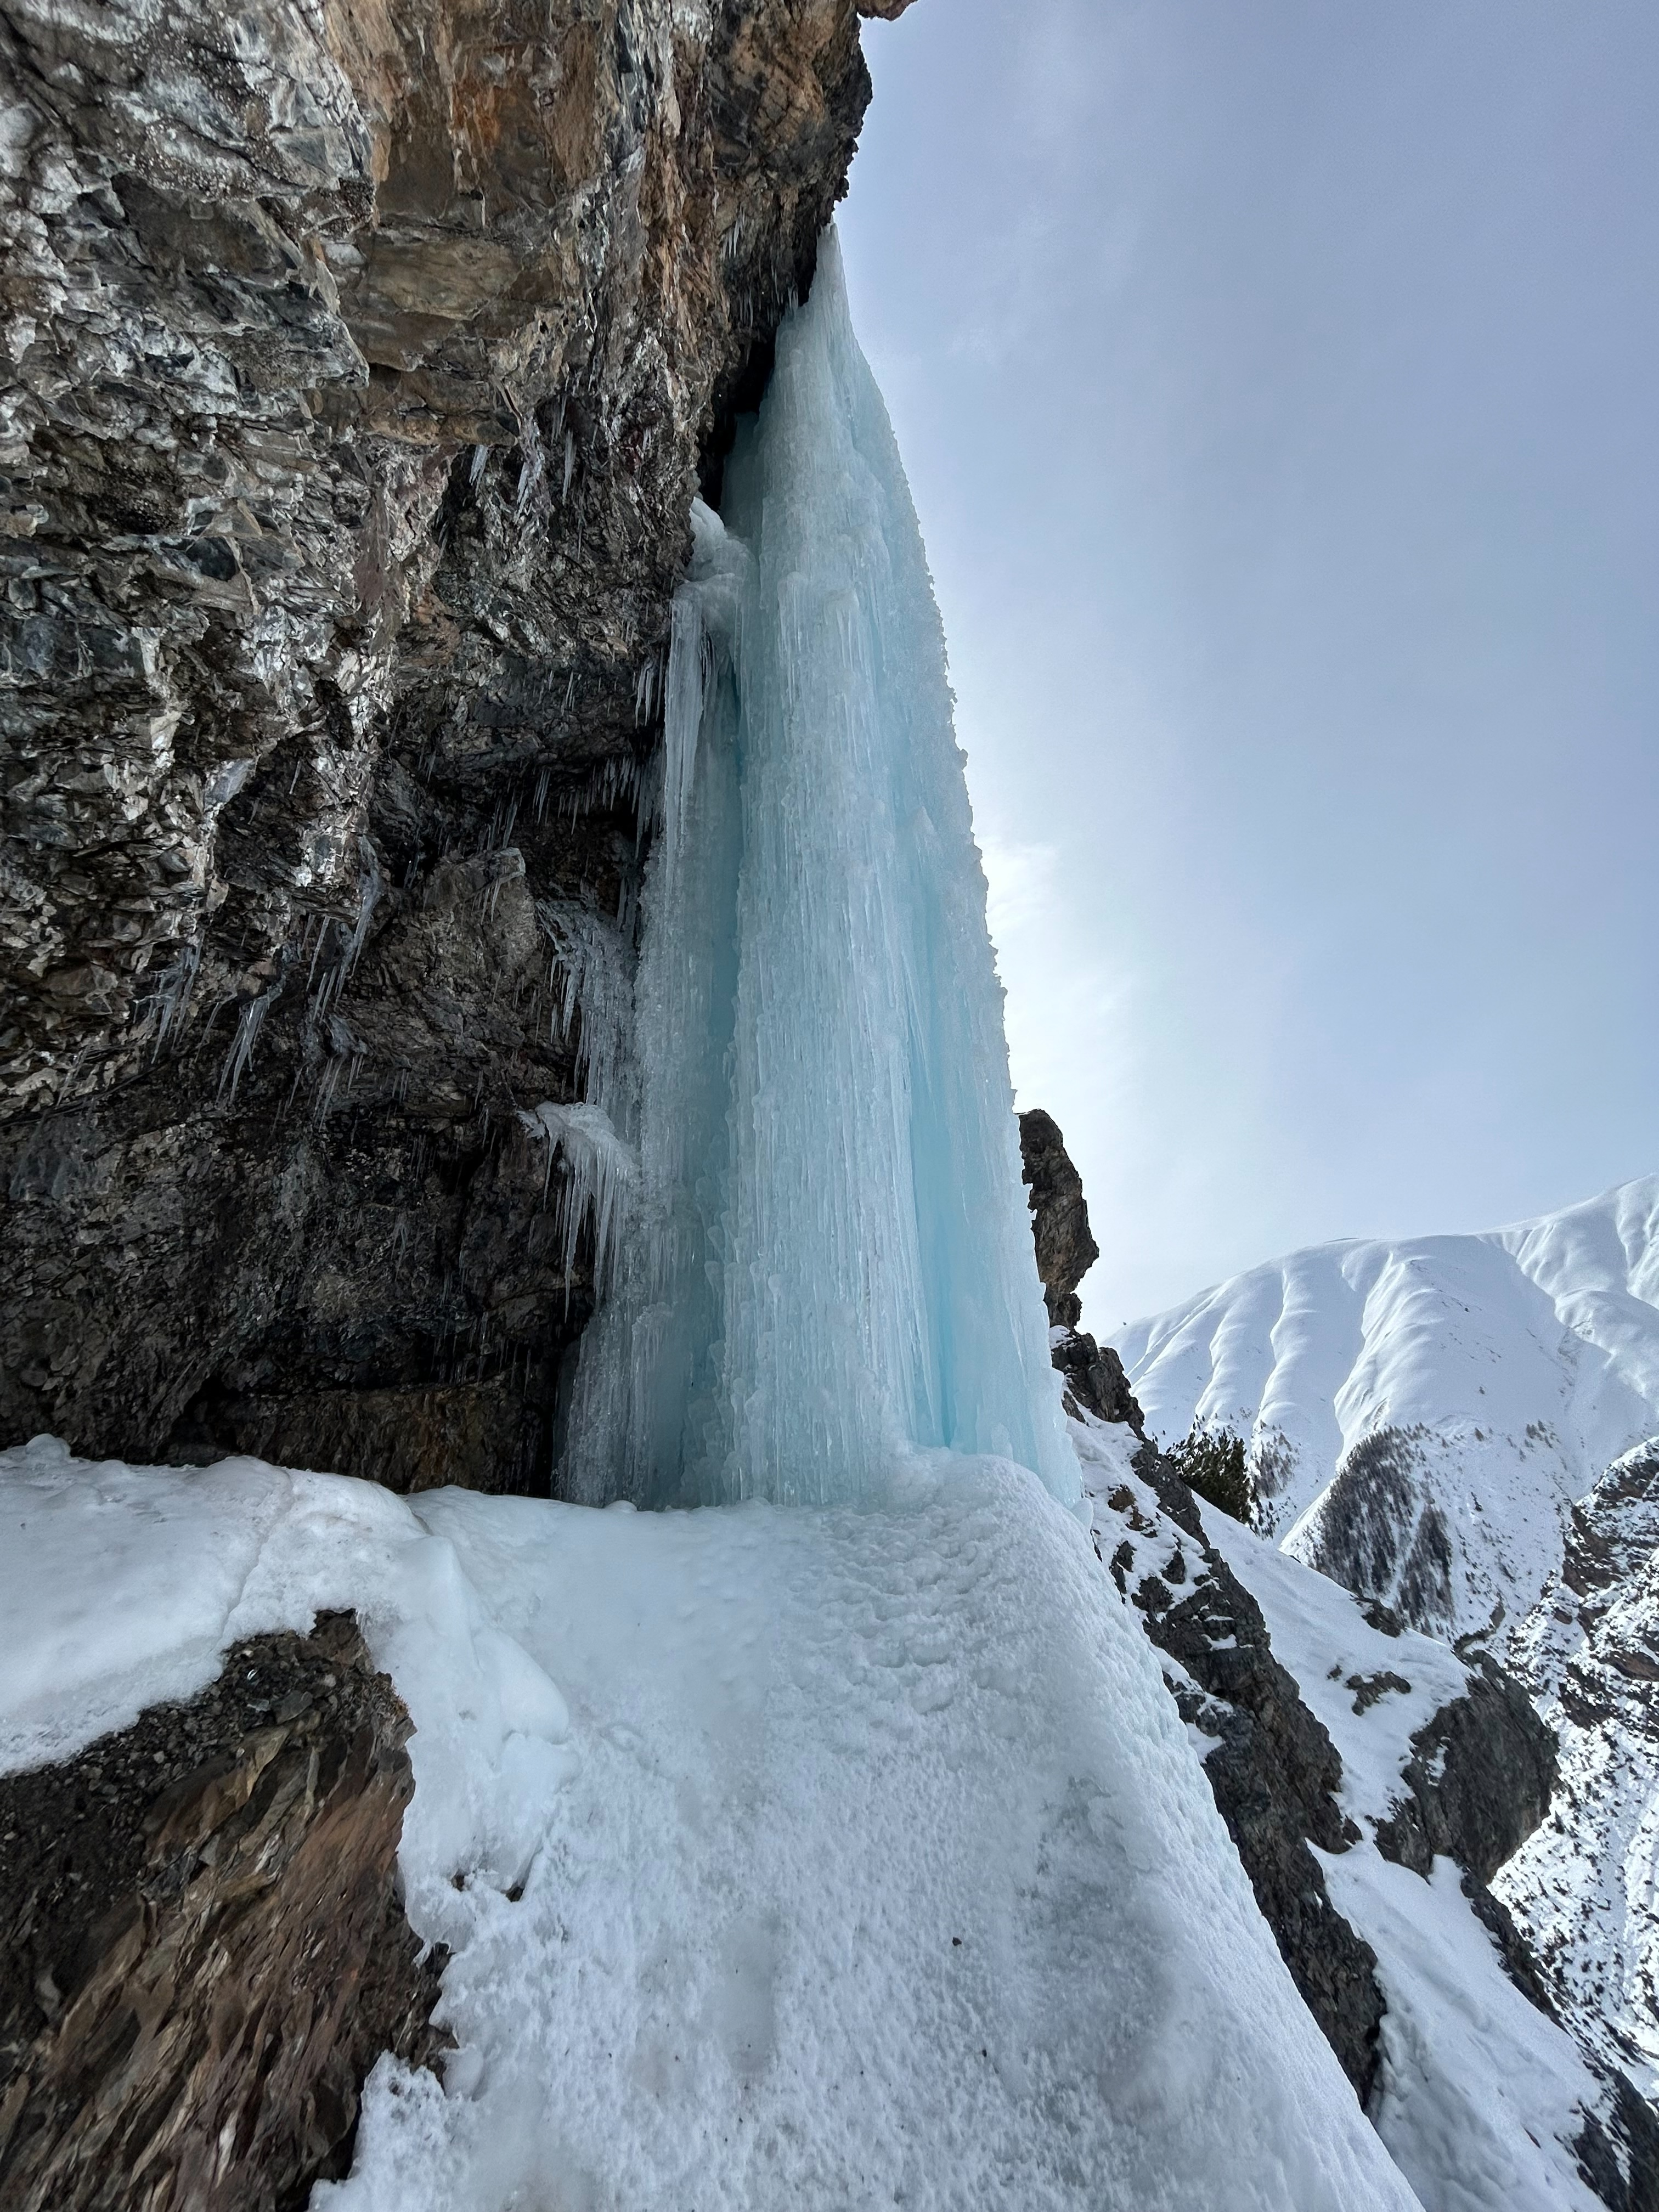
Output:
top-left (1020, 1114), bottom-right (1389, 2095)
top-left (0, 1611), bottom-right (444, 2211)
top-left (1017, 1107), bottom-right (1142, 1427)
top-left (1096, 1437), bottom-right (1389, 2101)
top-left (1017, 1107), bottom-right (1096, 1329)
top-left (1024, 1103), bottom-right (1644, 2171)
top-left (1022, 1084), bottom-right (1398, 2088)
top-left (1374, 1645), bottom-right (1558, 1887)
top-left (1, 0), bottom-right (884, 1494)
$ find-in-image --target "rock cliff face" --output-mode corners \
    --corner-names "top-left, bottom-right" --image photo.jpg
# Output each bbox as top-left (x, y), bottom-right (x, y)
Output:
top-left (1017, 1108), bottom-right (1143, 1428)
top-left (1025, 1107), bottom-right (1641, 2177)
top-left (0, 1612), bottom-right (444, 2212)
top-left (1, 0), bottom-right (888, 1493)
top-left (1094, 1435), bottom-right (1390, 2101)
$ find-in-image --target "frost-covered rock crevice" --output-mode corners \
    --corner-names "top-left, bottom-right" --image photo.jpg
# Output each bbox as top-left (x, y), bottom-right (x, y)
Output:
top-left (1498, 1437), bottom-right (1659, 2100)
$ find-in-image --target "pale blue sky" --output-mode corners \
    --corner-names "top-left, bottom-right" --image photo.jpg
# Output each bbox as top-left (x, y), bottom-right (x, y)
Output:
top-left (838, 0), bottom-right (1658, 1329)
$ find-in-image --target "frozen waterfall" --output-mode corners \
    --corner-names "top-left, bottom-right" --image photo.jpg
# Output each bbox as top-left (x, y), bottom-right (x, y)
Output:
top-left (562, 230), bottom-right (1076, 1511)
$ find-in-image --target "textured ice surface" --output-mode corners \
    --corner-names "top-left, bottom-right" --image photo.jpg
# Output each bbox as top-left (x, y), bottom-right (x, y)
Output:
top-left (0, 1438), bottom-right (1419, 2211)
top-left (563, 232), bottom-right (1074, 1510)
top-left (1113, 1177), bottom-right (1659, 1641)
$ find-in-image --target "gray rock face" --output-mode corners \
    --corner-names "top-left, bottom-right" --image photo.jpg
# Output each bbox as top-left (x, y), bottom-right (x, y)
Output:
top-left (0, 1611), bottom-right (445, 2211)
top-left (0, 0), bottom-right (876, 1492)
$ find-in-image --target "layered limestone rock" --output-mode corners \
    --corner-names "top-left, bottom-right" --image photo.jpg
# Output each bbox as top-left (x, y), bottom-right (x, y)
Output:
top-left (0, 1611), bottom-right (445, 2212)
top-left (0, 0), bottom-right (888, 1491)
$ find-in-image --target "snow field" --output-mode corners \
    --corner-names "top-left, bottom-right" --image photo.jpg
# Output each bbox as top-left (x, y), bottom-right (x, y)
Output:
top-left (1321, 1851), bottom-right (1607, 2212)
top-left (0, 1436), bottom-right (1417, 2212)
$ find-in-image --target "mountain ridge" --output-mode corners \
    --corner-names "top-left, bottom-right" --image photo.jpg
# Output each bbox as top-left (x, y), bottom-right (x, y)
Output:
top-left (1112, 1174), bottom-right (1659, 1645)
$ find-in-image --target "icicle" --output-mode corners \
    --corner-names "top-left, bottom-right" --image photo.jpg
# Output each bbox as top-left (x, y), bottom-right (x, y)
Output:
top-left (518, 1101), bottom-right (639, 1298)
top-left (662, 499), bottom-right (747, 886)
top-left (218, 983), bottom-right (279, 1105)
top-left (537, 899), bottom-right (635, 1131)
top-left (338, 838), bottom-right (383, 984)
top-left (143, 940), bottom-right (200, 1056)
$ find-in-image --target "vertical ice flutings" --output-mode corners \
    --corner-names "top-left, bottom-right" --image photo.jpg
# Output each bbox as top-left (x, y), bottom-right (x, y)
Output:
top-left (562, 232), bottom-right (1075, 1510)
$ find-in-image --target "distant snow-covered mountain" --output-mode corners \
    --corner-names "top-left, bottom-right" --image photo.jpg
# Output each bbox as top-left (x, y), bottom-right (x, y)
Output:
top-left (1111, 1177), bottom-right (1659, 1646)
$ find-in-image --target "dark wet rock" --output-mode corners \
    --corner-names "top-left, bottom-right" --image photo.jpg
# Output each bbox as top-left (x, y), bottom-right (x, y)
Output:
top-left (1575, 2072), bottom-right (1659, 2212)
top-left (1051, 1326), bottom-right (1146, 1431)
top-left (1345, 1669), bottom-right (1413, 1716)
top-left (0, 0), bottom-right (882, 1493)
top-left (0, 1611), bottom-right (445, 2212)
top-left (1017, 1107), bottom-right (1146, 1430)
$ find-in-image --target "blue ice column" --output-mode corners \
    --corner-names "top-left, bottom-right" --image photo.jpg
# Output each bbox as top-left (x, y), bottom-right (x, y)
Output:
top-left (562, 230), bottom-right (1077, 1511)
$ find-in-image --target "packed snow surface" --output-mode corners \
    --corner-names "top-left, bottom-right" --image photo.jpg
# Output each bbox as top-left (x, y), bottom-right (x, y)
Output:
top-left (562, 229), bottom-right (1073, 1510)
top-left (0, 1438), bottom-right (1419, 2212)
top-left (1113, 1177), bottom-right (1659, 1640)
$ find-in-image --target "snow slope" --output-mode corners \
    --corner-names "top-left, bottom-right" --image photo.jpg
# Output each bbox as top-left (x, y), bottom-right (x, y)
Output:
top-left (1199, 1498), bottom-right (1625, 2212)
top-left (1111, 1178), bottom-right (1659, 1644)
top-left (0, 1437), bottom-right (1418, 2212)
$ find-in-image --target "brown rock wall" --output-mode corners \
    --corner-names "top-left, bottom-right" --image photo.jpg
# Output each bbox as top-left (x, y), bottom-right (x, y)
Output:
top-left (0, 1612), bottom-right (446, 2212)
top-left (0, 0), bottom-right (879, 1489)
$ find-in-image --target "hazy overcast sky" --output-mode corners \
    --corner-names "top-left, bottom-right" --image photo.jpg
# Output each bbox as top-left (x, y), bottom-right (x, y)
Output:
top-left (837, 0), bottom-right (1658, 1330)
